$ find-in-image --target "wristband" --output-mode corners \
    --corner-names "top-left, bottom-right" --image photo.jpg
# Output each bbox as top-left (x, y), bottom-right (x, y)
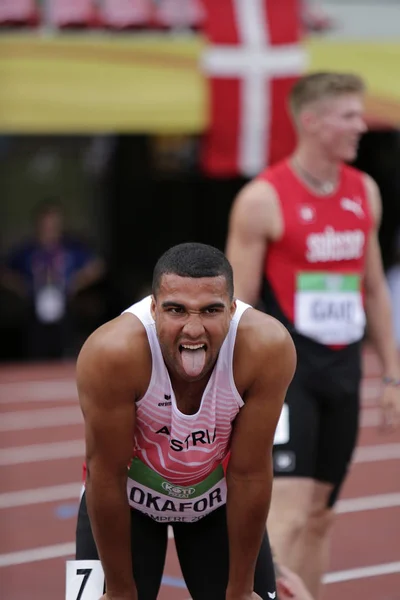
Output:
top-left (382, 376), bottom-right (400, 387)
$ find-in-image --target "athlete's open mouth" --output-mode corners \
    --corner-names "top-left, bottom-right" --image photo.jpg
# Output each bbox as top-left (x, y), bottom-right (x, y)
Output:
top-left (179, 343), bottom-right (207, 352)
top-left (179, 344), bottom-right (207, 376)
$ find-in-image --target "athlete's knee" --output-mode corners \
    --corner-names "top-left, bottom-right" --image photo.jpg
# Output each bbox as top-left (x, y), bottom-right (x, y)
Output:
top-left (269, 506), bottom-right (309, 541)
top-left (268, 480), bottom-right (315, 541)
top-left (305, 506), bottom-right (335, 538)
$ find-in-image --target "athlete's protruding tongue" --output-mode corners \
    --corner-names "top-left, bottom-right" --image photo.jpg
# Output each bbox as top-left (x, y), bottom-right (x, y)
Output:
top-left (181, 346), bottom-right (206, 377)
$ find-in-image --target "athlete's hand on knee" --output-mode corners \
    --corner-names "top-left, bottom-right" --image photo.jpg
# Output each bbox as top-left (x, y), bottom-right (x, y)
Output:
top-left (380, 384), bottom-right (400, 430)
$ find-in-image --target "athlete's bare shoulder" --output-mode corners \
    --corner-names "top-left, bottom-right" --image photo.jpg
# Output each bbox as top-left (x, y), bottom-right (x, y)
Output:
top-left (233, 307), bottom-right (296, 394)
top-left (237, 177), bottom-right (278, 205)
top-left (76, 312), bottom-right (152, 401)
top-left (228, 178), bottom-right (282, 242)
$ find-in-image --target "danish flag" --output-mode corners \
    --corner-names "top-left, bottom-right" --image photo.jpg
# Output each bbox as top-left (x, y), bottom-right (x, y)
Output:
top-left (200, 0), bottom-right (307, 177)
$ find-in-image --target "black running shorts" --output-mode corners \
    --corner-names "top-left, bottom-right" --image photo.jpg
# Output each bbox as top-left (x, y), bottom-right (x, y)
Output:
top-left (272, 334), bottom-right (362, 507)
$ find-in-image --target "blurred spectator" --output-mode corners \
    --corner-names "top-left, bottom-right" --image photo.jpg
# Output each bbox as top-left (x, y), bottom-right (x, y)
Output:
top-left (100, 0), bottom-right (153, 30)
top-left (1, 200), bottom-right (105, 360)
top-left (47, 0), bottom-right (101, 29)
top-left (0, 0), bottom-right (39, 28)
top-left (301, 0), bottom-right (335, 34)
top-left (153, 0), bottom-right (205, 31)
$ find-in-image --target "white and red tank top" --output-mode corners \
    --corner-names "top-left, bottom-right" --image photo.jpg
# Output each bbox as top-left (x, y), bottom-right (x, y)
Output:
top-left (259, 160), bottom-right (373, 347)
top-left (122, 295), bottom-right (250, 523)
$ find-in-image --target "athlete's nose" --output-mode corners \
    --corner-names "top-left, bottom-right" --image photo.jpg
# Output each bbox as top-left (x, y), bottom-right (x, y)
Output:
top-left (182, 314), bottom-right (205, 338)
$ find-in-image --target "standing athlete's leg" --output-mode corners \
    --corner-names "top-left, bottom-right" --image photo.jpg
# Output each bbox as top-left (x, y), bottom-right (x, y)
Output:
top-left (173, 506), bottom-right (276, 600)
top-left (280, 346), bottom-right (361, 598)
top-left (297, 353), bottom-right (361, 598)
top-left (75, 492), bottom-right (168, 600)
top-left (282, 481), bottom-right (334, 599)
top-left (267, 371), bottom-right (321, 575)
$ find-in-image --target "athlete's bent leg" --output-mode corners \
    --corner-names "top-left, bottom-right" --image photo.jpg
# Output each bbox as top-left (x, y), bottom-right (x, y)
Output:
top-left (174, 506), bottom-right (276, 600)
top-left (75, 492), bottom-right (169, 600)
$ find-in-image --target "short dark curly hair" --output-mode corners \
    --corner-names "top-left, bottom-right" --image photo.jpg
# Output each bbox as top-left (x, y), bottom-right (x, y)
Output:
top-left (152, 242), bottom-right (234, 300)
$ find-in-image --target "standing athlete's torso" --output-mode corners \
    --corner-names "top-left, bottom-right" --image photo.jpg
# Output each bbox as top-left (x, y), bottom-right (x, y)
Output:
top-left (259, 159), bottom-right (373, 348)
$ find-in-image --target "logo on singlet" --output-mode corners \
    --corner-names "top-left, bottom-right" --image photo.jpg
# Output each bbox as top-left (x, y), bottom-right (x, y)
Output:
top-left (158, 394), bottom-right (172, 407)
top-left (340, 197), bottom-right (365, 219)
top-left (161, 482), bottom-right (196, 499)
top-left (298, 205), bottom-right (316, 224)
top-left (306, 226), bottom-right (365, 263)
top-left (155, 426), bottom-right (217, 451)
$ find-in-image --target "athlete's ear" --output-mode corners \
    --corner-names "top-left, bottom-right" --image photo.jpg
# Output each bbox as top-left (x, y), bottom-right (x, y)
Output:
top-left (230, 299), bottom-right (237, 317)
top-left (300, 107), bottom-right (319, 134)
top-left (150, 295), bottom-right (156, 320)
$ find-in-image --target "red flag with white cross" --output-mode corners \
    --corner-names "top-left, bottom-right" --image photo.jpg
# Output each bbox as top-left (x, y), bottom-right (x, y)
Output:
top-left (200, 0), bottom-right (307, 177)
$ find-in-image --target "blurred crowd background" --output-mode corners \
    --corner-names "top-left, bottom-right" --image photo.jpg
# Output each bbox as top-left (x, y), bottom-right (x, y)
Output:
top-left (0, 0), bottom-right (400, 363)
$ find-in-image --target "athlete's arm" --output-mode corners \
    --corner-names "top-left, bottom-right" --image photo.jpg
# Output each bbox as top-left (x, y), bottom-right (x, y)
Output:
top-left (77, 317), bottom-right (145, 600)
top-left (225, 180), bottom-right (280, 305)
top-left (226, 315), bottom-right (296, 599)
top-left (363, 174), bottom-right (400, 426)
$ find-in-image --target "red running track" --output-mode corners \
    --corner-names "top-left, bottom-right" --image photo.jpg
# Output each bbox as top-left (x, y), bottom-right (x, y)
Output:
top-left (0, 347), bottom-right (399, 599)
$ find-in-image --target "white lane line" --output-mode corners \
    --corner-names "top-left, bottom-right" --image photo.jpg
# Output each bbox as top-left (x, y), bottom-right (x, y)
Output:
top-left (0, 440), bottom-right (398, 467)
top-left (0, 542), bottom-right (75, 567)
top-left (2, 540), bottom-right (398, 586)
top-left (183, 562), bottom-right (400, 598)
top-left (0, 375), bottom-right (380, 406)
top-left (0, 440), bottom-right (84, 465)
top-left (0, 381), bottom-right (77, 404)
top-left (0, 539), bottom-right (399, 586)
top-left (1, 475), bottom-right (399, 514)
top-left (354, 443), bottom-right (400, 463)
top-left (6, 539), bottom-right (396, 585)
top-left (0, 405), bottom-right (379, 433)
top-left (323, 561), bottom-right (400, 584)
top-left (0, 483), bottom-right (82, 509)
top-left (336, 492), bottom-right (400, 514)
top-left (0, 407), bottom-right (82, 431)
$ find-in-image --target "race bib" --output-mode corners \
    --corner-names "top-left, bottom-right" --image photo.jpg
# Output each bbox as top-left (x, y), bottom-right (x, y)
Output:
top-left (35, 285), bottom-right (66, 323)
top-left (127, 458), bottom-right (226, 523)
top-left (295, 272), bottom-right (365, 345)
top-left (65, 560), bottom-right (105, 600)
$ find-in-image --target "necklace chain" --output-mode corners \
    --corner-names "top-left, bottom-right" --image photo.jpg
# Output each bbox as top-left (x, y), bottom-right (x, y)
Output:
top-left (293, 159), bottom-right (336, 195)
